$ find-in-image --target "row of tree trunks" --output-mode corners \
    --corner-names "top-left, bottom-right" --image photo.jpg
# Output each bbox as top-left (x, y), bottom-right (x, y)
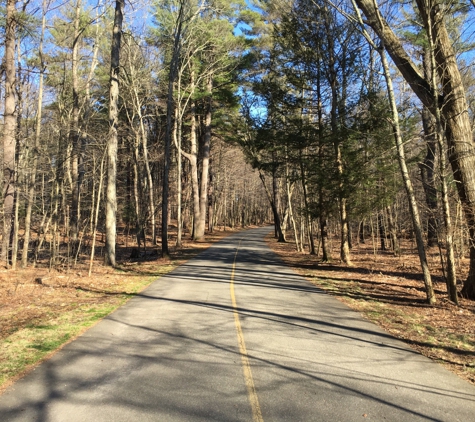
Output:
top-left (353, 0), bottom-right (475, 299)
top-left (0, 0), bottom-right (267, 272)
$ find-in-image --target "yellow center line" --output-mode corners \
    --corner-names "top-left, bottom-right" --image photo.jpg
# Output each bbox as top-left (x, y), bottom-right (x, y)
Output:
top-left (230, 241), bottom-right (264, 422)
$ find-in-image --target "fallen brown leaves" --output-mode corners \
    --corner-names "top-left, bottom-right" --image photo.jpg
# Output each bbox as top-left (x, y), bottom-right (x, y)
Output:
top-left (266, 234), bottom-right (475, 385)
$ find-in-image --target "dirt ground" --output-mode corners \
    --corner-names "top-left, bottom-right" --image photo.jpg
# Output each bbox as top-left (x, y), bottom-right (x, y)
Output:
top-left (266, 233), bottom-right (475, 385)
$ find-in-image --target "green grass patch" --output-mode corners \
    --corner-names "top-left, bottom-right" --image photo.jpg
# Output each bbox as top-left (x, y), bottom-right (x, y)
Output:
top-left (29, 334), bottom-right (71, 352)
top-left (0, 301), bottom-right (118, 387)
top-left (0, 273), bottom-right (172, 390)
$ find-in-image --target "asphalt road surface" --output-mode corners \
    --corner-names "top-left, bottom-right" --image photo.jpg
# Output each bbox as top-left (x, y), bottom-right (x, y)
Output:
top-left (1, 227), bottom-right (474, 421)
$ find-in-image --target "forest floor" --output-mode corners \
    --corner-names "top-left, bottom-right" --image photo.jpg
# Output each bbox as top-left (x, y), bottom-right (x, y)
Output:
top-left (266, 233), bottom-right (475, 386)
top-left (0, 227), bottom-right (239, 394)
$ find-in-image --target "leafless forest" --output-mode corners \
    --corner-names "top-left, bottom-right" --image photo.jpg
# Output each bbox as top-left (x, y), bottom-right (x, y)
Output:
top-left (2, 0), bottom-right (475, 305)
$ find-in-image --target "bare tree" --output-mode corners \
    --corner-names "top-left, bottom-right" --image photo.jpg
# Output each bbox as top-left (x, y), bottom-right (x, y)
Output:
top-left (105, 0), bottom-right (124, 266)
top-left (162, 0), bottom-right (187, 257)
top-left (69, 0), bottom-right (82, 242)
top-left (22, 0), bottom-right (49, 268)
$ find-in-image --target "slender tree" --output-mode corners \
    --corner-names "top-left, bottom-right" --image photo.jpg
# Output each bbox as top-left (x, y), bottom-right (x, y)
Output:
top-left (21, 0), bottom-right (49, 268)
top-left (105, 0), bottom-right (124, 266)
top-left (350, 0), bottom-right (436, 304)
top-left (69, 0), bottom-right (82, 243)
top-left (162, 0), bottom-right (186, 257)
top-left (424, 7), bottom-right (458, 304)
top-left (2, 0), bottom-right (17, 265)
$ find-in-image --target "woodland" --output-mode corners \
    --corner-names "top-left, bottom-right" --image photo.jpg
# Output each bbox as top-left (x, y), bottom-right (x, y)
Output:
top-left (2, 0), bottom-right (475, 309)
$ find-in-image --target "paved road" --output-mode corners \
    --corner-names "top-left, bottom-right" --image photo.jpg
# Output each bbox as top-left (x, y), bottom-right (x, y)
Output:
top-left (0, 227), bottom-right (474, 421)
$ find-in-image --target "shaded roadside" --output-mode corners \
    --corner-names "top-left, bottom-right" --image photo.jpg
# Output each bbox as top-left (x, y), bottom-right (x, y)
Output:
top-left (266, 232), bottom-right (475, 385)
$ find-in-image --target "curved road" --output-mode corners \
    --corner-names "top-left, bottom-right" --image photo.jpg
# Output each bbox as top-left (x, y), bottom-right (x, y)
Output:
top-left (0, 227), bottom-right (474, 421)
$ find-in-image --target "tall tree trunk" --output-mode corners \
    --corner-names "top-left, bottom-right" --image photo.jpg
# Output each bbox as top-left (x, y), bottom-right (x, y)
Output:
top-left (89, 153), bottom-right (106, 276)
top-left (424, 12), bottom-right (458, 304)
top-left (378, 211), bottom-right (386, 252)
top-left (286, 160), bottom-right (300, 252)
top-left (2, 0), bottom-right (17, 265)
top-left (11, 38), bottom-right (24, 270)
top-left (272, 164), bottom-right (285, 242)
top-left (174, 67), bottom-right (184, 247)
top-left (320, 214), bottom-right (331, 262)
top-left (162, 7), bottom-right (184, 256)
top-left (359, 220), bottom-right (365, 244)
top-left (174, 66), bottom-right (202, 241)
top-left (316, 53), bottom-right (328, 259)
top-left (386, 205), bottom-right (399, 255)
top-left (129, 67), bottom-right (156, 245)
top-left (22, 0), bottom-right (47, 268)
top-left (190, 95), bottom-right (201, 240)
top-left (259, 171), bottom-right (284, 242)
top-left (175, 106), bottom-right (183, 247)
top-left (299, 151), bottom-right (315, 254)
top-left (324, 9), bottom-right (351, 265)
top-left (419, 105), bottom-right (438, 247)
top-left (380, 47), bottom-right (436, 305)
top-left (420, 49), bottom-right (438, 247)
top-left (11, 185), bottom-right (19, 270)
top-left (438, 131), bottom-right (458, 303)
top-left (208, 170), bottom-right (214, 233)
top-left (339, 181), bottom-right (351, 263)
top-left (162, 79), bottom-right (173, 256)
top-left (141, 119), bottom-right (155, 245)
top-left (105, 0), bottom-right (124, 267)
top-left (195, 76), bottom-right (213, 240)
top-left (70, 0), bottom-right (81, 242)
top-left (132, 139), bottom-right (144, 249)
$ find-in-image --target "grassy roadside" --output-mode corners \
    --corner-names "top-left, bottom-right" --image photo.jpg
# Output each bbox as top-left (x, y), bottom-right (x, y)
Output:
top-left (266, 233), bottom-right (475, 385)
top-left (0, 230), bottom-right (237, 394)
top-left (0, 264), bottom-right (172, 394)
